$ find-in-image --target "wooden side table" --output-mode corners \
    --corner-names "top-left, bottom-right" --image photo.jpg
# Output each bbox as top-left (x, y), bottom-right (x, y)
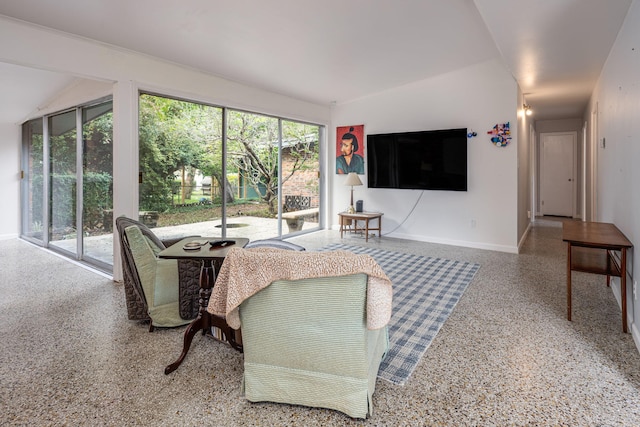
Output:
top-left (159, 237), bottom-right (249, 374)
top-left (563, 221), bottom-right (633, 332)
top-left (338, 212), bottom-right (383, 242)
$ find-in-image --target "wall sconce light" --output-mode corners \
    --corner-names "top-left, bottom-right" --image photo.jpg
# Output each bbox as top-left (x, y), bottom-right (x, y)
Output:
top-left (523, 104), bottom-right (533, 116)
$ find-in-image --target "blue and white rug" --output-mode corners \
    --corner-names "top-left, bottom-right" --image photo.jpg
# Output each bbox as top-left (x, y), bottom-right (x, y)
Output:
top-left (319, 243), bottom-right (480, 385)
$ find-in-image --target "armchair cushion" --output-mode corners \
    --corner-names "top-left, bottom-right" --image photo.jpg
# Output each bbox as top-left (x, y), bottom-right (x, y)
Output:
top-left (123, 225), bottom-right (190, 328)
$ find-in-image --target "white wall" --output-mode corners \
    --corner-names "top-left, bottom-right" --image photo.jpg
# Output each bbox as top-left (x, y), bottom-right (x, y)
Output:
top-left (586, 0), bottom-right (640, 347)
top-left (516, 90), bottom-right (534, 248)
top-left (0, 123), bottom-right (20, 240)
top-left (330, 59), bottom-right (520, 252)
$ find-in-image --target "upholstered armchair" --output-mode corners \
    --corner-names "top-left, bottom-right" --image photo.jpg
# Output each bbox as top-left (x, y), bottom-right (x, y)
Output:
top-left (115, 216), bottom-right (200, 328)
top-left (208, 248), bottom-right (393, 418)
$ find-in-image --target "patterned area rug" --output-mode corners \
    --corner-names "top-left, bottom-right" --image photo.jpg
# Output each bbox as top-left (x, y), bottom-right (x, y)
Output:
top-left (320, 243), bottom-right (480, 385)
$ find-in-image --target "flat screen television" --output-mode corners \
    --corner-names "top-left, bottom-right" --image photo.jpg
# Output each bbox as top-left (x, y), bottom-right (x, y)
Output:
top-left (367, 128), bottom-right (467, 191)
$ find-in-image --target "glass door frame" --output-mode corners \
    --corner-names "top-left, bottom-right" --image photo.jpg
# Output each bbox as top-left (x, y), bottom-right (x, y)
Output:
top-left (20, 97), bottom-right (113, 273)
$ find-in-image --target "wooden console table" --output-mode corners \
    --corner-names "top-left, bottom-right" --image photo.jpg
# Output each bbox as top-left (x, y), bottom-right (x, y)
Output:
top-left (338, 212), bottom-right (383, 242)
top-left (563, 221), bottom-right (633, 332)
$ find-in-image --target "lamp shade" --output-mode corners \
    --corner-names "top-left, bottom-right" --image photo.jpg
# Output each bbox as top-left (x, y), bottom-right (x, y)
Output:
top-left (344, 172), bottom-right (363, 187)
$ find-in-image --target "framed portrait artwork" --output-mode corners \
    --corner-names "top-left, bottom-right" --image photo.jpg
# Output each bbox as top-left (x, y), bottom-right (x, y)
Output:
top-left (336, 124), bottom-right (365, 175)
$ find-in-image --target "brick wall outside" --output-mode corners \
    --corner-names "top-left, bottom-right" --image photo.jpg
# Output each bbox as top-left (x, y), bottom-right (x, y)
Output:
top-left (281, 150), bottom-right (319, 209)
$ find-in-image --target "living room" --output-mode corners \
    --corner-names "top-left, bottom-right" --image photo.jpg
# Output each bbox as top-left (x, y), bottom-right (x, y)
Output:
top-left (1, 1), bottom-right (640, 425)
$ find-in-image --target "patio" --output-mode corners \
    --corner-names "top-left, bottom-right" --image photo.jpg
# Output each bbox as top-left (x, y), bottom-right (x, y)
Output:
top-left (53, 215), bottom-right (320, 270)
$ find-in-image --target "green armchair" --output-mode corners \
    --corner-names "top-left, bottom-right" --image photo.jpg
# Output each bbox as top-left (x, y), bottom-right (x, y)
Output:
top-left (118, 221), bottom-right (191, 330)
top-left (116, 216), bottom-right (201, 326)
top-left (210, 248), bottom-right (392, 419)
top-left (239, 273), bottom-right (389, 418)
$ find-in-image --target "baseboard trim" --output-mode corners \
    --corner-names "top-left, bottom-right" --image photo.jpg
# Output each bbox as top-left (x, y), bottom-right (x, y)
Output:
top-left (386, 231), bottom-right (518, 254)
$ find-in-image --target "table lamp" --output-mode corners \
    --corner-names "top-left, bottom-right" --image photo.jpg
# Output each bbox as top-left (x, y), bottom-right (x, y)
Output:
top-left (344, 172), bottom-right (363, 213)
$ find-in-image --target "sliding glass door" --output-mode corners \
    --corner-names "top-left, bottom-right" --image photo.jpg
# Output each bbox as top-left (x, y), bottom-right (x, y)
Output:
top-left (81, 101), bottom-right (114, 265)
top-left (48, 109), bottom-right (77, 254)
top-left (20, 99), bottom-right (113, 271)
top-left (20, 119), bottom-right (45, 243)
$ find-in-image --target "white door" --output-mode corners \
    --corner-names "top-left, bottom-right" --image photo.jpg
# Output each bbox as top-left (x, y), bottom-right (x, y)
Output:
top-left (540, 132), bottom-right (576, 217)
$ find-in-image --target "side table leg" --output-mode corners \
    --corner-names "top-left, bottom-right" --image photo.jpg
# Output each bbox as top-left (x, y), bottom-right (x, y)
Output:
top-left (365, 219), bottom-right (369, 242)
top-left (165, 259), bottom-right (215, 374)
top-left (164, 317), bottom-right (203, 374)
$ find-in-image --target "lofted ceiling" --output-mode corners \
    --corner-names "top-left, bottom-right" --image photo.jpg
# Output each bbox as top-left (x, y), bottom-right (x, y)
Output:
top-left (0, 0), bottom-right (633, 123)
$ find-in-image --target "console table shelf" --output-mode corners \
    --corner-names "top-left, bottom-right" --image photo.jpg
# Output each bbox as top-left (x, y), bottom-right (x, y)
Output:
top-left (570, 247), bottom-right (622, 277)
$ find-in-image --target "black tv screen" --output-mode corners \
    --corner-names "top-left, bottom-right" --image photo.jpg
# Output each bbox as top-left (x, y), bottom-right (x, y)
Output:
top-left (367, 128), bottom-right (467, 191)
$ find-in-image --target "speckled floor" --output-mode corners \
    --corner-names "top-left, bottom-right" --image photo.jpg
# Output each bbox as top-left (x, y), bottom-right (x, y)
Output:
top-left (2, 219), bottom-right (640, 426)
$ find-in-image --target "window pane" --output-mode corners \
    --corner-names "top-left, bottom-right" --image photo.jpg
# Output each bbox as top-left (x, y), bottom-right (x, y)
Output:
top-left (280, 121), bottom-right (320, 234)
top-left (226, 110), bottom-right (280, 239)
top-left (48, 110), bottom-right (77, 253)
top-left (82, 101), bottom-right (113, 265)
top-left (138, 94), bottom-right (223, 240)
top-left (21, 119), bottom-right (44, 241)
top-left (138, 93), bottom-right (323, 243)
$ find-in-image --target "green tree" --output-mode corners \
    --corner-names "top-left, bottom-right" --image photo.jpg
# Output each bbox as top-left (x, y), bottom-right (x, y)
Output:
top-left (139, 94), bottom-right (318, 215)
top-left (227, 111), bottom-right (319, 214)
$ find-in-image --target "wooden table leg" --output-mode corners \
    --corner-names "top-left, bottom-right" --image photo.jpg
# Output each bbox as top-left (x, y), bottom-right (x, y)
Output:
top-left (165, 259), bottom-right (215, 375)
top-left (364, 218), bottom-right (369, 242)
top-left (165, 258), bottom-right (243, 374)
top-left (621, 248), bottom-right (628, 333)
top-left (567, 243), bottom-right (572, 322)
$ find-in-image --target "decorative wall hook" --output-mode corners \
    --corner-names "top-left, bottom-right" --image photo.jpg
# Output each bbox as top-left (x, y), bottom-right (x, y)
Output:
top-left (467, 130), bottom-right (478, 138)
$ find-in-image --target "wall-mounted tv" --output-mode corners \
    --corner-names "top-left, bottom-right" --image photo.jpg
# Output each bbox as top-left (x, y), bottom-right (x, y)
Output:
top-left (367, 128), bottom-right (467, 191)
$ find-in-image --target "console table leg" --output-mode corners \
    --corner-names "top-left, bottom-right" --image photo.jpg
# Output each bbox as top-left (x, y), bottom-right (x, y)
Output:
top-left (622, 248), bottom-right (628, 333)
top-left (567, 243), bottom-right (572, 321)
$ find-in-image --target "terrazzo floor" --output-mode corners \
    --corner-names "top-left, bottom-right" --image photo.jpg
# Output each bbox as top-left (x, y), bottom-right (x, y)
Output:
top-left (2, 218), bottom-right (640, 426)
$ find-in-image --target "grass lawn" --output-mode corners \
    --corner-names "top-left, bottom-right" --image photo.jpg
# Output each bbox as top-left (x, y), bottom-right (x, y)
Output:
top-left (157, 201), bottom-right (273, 227)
